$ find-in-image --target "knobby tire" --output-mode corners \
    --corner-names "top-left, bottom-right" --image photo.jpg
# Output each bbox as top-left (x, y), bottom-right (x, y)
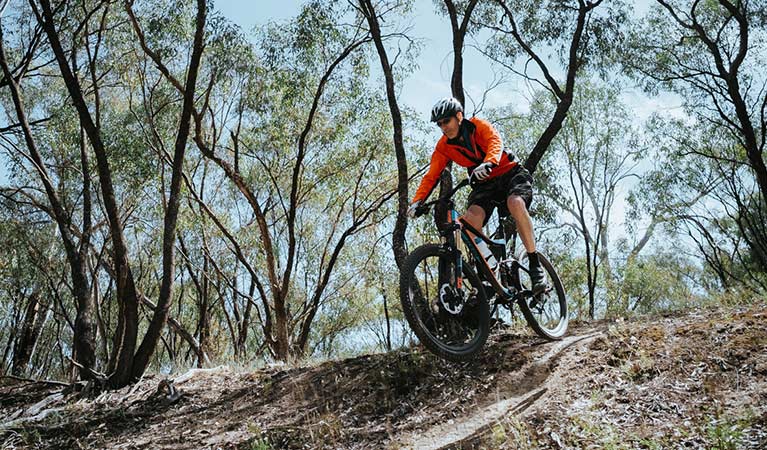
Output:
top-left (516, 251), bottom-right (568, 340)
top-left (400, 244), bottom-right (490, 362)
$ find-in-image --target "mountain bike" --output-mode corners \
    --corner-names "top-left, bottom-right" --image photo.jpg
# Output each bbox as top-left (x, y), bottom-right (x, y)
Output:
top-left (400, 177), bottom-right (568, 362)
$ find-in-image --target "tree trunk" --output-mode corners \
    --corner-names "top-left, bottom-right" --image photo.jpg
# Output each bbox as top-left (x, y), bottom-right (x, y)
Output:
top-left (381, 278), bottom-right (391, 352)
top-left (524, 97), bottom-right (573, 174)
top-left (11, 293), bottom-right (45, 376)
top-left (130, 0), bottom-right (207, 380)
top-left (35, 0), bottom-right (140, 387)
top-left (359, 0), bottom-right (409, 269)
top-left (197, 252), bottom-right (210, 368)
top-left (444, 0), bottom-right (478, 108)
top-left (434, 0), bottom-right (478, 231)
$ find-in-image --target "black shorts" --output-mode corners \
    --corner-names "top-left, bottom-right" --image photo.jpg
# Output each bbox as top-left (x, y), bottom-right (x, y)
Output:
top-left (466, 165), bottom-right (533, 223)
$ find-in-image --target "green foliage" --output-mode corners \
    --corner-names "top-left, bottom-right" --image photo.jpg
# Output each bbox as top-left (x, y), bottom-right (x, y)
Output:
top-left (614, 252), bottom-right (698, 315)
top-left (619, 1), bottom-right (767, 288)
top-left (0, 202), bottom-right (73, 377)
top-left (482, 0), bottom-right (629, 76)
top-left (705, 414), bottom-right (751, 450)
top-left (246, 423), bottom-right (273, 450)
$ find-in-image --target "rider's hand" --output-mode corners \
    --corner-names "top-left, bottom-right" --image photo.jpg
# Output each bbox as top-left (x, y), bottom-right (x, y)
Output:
top-left (407, 200), bottom-right (422, 218)
top-left (472, 162), bottom-right (494, 181)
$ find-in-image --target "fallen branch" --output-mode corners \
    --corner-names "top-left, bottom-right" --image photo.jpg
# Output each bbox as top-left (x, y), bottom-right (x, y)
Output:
top-left (0, 375), bottom-right (69, 388)
top-left (0, 392), bottom-right (65, 429)
top-left (67, 356), bottom-right (107, 380)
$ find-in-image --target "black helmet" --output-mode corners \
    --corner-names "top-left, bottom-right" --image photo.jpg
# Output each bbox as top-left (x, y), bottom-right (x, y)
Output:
top-left (430, 97), bottom-right (463, 122)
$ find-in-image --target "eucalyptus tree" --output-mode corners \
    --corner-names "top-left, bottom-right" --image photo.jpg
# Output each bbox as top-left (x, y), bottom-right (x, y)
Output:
top-left (127, 0), bottom-right (402, 362)
top-left (618, 251), bottom-right (697, 313)
top-left (631, 115), bottom-right (767, 293)
top-left (439, 0), bottom-right (479, 106)
top-left (356, 0), bottom-right (415, 269)
top-left (479, 0), bottom-right (627, 174)
top-left (0, 7), bottom-right (98, 379)
top-left (0, 217), bottom-right (50, 377)
top-left (24, 0), bottom-right (207, 387)
top-left (24, 0), bottom-right (142, 387)
top-left (429, 0), bottom-right (482, 232)
top-left (624, 0), bottom-right (767, 274)
top-left (120, 7), bottom-right (259, 365)
top-left (0, 192), bottom-right (99, 379)
top-left (529, 82), bottom-right (642, 318)
top-left (244, 15), bottom-right (400, 359)
top-left (128, 0), bottom-right (206, 381)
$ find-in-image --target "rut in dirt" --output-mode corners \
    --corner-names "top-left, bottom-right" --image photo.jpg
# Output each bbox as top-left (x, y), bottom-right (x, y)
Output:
top-left (394, 331), bottom-right (602, 450)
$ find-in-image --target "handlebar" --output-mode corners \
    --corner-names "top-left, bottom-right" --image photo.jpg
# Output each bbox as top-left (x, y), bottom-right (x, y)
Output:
top-left (413, 177), bottom-right (471, 218)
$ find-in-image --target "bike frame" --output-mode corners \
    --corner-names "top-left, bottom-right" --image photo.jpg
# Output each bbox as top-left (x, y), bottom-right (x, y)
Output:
top-left (439, 197), bottom-right (528, 306)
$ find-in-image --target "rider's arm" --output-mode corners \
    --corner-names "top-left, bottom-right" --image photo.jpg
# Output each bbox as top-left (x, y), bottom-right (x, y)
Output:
top-left (473, 118), bottom-right (503, 166)
top-left (412, 147), bottom-right (450, 204)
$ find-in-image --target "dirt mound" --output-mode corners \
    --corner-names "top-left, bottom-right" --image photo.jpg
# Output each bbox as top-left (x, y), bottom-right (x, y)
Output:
top-left (461, 307), bottom-right (767, 449)
top-left (1, 306), bottom-right (765, 449)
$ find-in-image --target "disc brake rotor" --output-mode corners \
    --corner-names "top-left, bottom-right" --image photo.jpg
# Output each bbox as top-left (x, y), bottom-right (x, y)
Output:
top-left (438, 283), bottom-right (465, 315)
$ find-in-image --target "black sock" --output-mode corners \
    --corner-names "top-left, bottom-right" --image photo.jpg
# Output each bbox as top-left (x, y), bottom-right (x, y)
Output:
top-left (527, 252), bottom-right (539, 266)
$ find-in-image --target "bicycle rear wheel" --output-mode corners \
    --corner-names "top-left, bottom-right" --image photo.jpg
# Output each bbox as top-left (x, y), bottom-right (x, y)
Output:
top-left (516, 251), bottom-right (568, 340)
top-left (400, 244), bottom-right (490, 362)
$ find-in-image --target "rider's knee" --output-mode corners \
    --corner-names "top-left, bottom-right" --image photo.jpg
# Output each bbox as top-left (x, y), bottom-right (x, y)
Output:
top-left (507, 195), bottom-right (527, 213)
top-left (464, 205), bottom-right (486, 226)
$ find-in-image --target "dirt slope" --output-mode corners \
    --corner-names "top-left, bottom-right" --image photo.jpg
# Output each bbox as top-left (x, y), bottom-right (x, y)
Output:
top-left (1, 305), bottom-right (765, 449)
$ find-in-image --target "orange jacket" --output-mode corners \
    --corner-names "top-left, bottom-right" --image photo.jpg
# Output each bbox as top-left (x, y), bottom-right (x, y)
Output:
top-left (412, 117), bottom-right (517, 203)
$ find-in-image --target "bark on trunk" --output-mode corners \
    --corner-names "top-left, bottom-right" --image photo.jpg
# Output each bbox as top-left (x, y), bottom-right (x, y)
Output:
top-left (434, 0), bottom-right (478, 230)
top-left (198, 252), bottom-right (211, 368)
top-left (524, 97), bottom-right (573, 174)
top-left (359, 0), bottom-right (409, 269)
top-left (444, 0), bottom-right (478, 108)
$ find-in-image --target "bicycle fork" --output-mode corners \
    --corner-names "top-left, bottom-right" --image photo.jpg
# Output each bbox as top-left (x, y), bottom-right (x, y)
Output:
top-left (444, 209), bottom-right (463, 290)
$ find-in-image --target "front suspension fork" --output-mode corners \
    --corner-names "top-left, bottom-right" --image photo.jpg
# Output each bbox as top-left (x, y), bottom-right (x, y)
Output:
top-left (440, 210), bottom-right (464, 290)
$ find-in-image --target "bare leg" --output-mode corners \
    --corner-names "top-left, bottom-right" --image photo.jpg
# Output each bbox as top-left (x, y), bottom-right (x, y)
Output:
top-left (507, 195), bottom-right (536, 253)
top-left (461, 204), bottom-right (486, 238)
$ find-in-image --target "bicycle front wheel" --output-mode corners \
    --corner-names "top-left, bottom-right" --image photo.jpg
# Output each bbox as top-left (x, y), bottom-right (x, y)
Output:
top-left (516, 251), bottom-right (568, 340)
top-left (400, 244), bottom-right (490, 362)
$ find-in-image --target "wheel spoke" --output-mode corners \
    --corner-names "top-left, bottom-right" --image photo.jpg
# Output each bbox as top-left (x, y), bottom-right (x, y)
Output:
top-left (516, 252), bottom-right (568, 340)
top-left (401, 246), bottom-right (490, 360)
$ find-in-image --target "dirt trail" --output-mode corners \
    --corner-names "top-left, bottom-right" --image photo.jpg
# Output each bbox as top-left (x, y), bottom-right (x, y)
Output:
top-left (1, 306), bottom-right (766, 449)
top-left (395, 332), bottom-right (601, 450)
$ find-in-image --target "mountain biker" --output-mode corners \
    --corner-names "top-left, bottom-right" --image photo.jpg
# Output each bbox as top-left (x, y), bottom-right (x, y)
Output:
top-left (408, 97), bottom-right (546, 294)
